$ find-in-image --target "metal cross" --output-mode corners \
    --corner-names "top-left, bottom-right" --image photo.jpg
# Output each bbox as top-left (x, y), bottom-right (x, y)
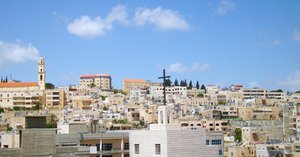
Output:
top-left (158, 69), bottom-right (170, 105)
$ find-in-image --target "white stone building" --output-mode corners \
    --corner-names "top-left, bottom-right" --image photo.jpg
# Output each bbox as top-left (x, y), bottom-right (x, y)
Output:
top-left (130, 105), bottom-right (223, 157)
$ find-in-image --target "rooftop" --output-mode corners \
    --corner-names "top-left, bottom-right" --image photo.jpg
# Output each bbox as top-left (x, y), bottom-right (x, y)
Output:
top-left (0, 82), bottom-right (38, 88)
top-left (123, 79), bottom-right (145, 83)
top-left (80, 74), bottom-right (111, 78)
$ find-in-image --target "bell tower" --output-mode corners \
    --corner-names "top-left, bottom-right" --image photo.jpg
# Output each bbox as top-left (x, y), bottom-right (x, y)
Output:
top-left (38, 57), bottom-right (45, 90)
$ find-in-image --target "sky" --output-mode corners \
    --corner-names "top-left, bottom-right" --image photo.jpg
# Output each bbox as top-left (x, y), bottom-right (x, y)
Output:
top-left (0, 0), bottom-right (300, 91)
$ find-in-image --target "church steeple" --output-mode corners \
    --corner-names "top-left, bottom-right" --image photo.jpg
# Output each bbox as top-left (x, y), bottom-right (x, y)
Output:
top-left (38, 57), bottom-right (45, 90)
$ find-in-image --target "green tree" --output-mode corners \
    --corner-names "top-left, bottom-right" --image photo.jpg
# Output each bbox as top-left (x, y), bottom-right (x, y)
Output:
top-left (45, 83), bottom-right (55, 89)
top-left (234, 128), bottom-right (242, 142)
top-left (13, 106), bottom-right (21, 111)
top-left (197, 92), bottom-right (204, 98)
top-left (270, 89), bottom-right (283, 92)
top-left (31, 102), bottom-right (42, 110)
top-left (164, 79), bottom-right (172, 86)
top-left (113, 89), bottom-right (118, 94)
top-left (90, 82), bottom-right (96, 88)
top-left (180, 80), bottom-right (187, 87)
top-left (196, 81), bottom-right (200, 89)
top-left (47, 114), bottom-right (58, 128)
top-left (188, 80), bottom-right (193, 89)
top-left (201, 84), bottom-right (206, 93)
top-left (174, 79), bottom-right (179, 86)
top-left (120, 90), bottom-right (127, 95)
top-left (6, 124), bottom-right (13, 131)
top-left (0, 107), bottom-right (4, 113)
top-left (100, 95), bottom-right (107, 100)
top-left (103, 106), bottom-right (108, 111)
top-left (180, 80), bottom-right (184, 87)
top-left (218, 100), bottom-right (226, 105)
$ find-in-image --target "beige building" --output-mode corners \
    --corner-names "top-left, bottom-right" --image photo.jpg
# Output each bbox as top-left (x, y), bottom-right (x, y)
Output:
top-left (242, 88), bottom-right (286, 100)
top-left (72, 96), bottom-right (94, 110)
top-left (80, 74), bottom-right (111, 90)
top-left (180, 119), bottom-right (229, 132)
top-left (0, 57), bottom-right (45, 109)
top-left (122, 79), bottom-right (160, 92)
top-left (45, 88), bottom-right (66, 109)
top-left (237, 107), bottom-right (279, 121)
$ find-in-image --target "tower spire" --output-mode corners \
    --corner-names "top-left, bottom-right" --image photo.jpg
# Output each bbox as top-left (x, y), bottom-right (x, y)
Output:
top-left (38, 56), bottom-right (45, 90)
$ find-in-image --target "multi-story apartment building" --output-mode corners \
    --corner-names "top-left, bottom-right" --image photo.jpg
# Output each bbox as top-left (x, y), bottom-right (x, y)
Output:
top-left (122, 79), bottom-right (160, 92)
top-left (45, 88), bottom-right (66, 109)
top-left (80, 74), bottom-right (112, 90)
top-left (242, 88), bottom-right (286, 100)
top-left (0, 57), bottom-right (45, 108)
top-left (237, 107), bottom-right (280, 121)
top-left (180, 119), bottom-right (229, 132)
top-left (149, 86), bottom-right (187, 102)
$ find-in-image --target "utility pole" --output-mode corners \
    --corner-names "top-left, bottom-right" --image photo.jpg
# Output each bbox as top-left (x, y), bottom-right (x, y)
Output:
top-left (158, 69), bottom-right (170, 105)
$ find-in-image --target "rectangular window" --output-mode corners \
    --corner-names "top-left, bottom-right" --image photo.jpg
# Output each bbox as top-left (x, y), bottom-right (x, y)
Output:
top-left (211, 140), bottom-right (222, 145)
top-left (124, 143), bottom-right (130, 150)
top-left (219, 149), bottom-right (222, 155)
top-left (102, 143), bottom-right (112, 151)
top-left (135, 144), bottom-right (140, 154)
top-left (96, 144), bottom-right (100, 151)
top-left (155, 144), bottom-right (161, 154)
top-left (206, 140), bottom-right (210, 145)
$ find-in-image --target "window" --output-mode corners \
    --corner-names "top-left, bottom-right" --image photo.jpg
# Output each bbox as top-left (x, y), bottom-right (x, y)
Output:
top-left (206, 140), bottom-right (210, 145)
top-left (219, 149), bottom-right (222, 155)
top-left (155, 144), bottom-right (161, 155)
top-left (134, 144), bottom-right (140, 154)
top-left (96, 144), bottom-right (100, 151)
top-left (211, 140), bottom-right (222, 145)
top-left (124, 143), bottom-right (129, 150)
top-left (102, 143), bottom-right (112, 151)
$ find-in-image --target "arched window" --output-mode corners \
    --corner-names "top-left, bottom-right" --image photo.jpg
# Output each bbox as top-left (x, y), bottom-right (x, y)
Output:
top-left (40, 75), bottom-right (43, 81)
top-left (160, 111), bottom-right (164, 124)
top-left (167, 110), bottom-right (171, 124)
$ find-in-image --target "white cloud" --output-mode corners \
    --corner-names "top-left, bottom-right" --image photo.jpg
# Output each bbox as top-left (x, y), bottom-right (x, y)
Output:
top-left (167, 63), bottom-right (186, 73)
top-left (292, 30), bottom-right (300, 43)
top-left (189, 63), bottom-right (210, 73)
top-left (134, 7), bottom-right (189, 31)
top-left (215, 0), bottom-right (236, 15)
top-left (249, 81), bottom-right (260, 88)
top-left (67, 4), bottom-right (128, 39)
top-left (0, 40), bottom-right (40, 68)
top-left (279, 70), bottom-right (300, 91)
top-left (272, 38), bottom-right (282, 45)
top-left (167, 63), bottom-right (209, 73)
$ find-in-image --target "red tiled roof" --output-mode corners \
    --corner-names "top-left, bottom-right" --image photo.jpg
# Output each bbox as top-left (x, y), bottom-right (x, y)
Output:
top-left (123, 79), bottom-right (145, 83)
top-left (80, 74), bottom-right (111, 78)
top-left (0, 82), bottom-right (39, 88)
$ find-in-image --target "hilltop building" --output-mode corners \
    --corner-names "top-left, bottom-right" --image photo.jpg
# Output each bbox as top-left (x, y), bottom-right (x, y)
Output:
top-left (122, 79), bottom-right (160, 92)
top-left (80, 74), bottom-right (112, 90)
top-left (0, 57), bottom-right (46, 108)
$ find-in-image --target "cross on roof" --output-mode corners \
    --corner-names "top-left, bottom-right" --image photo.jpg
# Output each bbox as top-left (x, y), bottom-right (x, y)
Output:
top-left (158, 69), bottom-right (171, 105)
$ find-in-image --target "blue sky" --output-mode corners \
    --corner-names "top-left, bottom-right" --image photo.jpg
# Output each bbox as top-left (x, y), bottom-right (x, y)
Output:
top-left (0, 1), bottom-right (300, 91)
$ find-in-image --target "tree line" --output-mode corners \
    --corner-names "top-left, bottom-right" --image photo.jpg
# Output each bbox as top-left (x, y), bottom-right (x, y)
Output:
top-left (164, 78), bottom-right (206, 90)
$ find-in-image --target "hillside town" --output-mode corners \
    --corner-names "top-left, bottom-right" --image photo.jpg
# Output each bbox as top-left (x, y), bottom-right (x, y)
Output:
top-left (0, 57), bottom-right (299, 157)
